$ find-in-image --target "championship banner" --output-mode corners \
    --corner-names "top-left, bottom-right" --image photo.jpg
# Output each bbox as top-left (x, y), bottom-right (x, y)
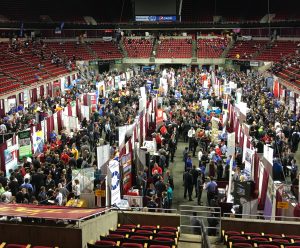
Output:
top-left (109, 160), bottom-right (121, 206)
top-left (4, 144), bottom-right (18, 177)
top-left (18, 130), bottom-right (32, 159)
top-left (121, 153), bottom-right (132, 194)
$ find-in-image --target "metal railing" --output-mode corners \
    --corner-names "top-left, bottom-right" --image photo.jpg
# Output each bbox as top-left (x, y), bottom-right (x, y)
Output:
top-left (179, 205), bottom-right (222, 238)
top-left (223, 212), bottom-right (300, 222)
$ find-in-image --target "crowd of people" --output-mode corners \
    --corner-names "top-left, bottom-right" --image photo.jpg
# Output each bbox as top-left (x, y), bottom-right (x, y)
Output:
top-left (0, 62), bottom-right (299, 214)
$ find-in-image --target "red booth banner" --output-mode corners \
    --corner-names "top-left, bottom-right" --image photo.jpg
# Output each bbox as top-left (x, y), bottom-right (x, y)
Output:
top-left (57, 110), bottom-right (63, 132)
top-left (67, 104), bottom-right (72, 117)
top-left (273, 80), bottom-right (280, 98)
top-left (140, 115), bottom-right (144, 145)
top-left (258, 168), bottom-right (269, 210)
top-left (156, 109), bottom-right (163, 124)
top-left (40, 85), bottom-right (44, 99)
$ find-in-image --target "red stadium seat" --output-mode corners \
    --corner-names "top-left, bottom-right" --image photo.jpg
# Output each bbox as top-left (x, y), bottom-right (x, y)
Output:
top-left (232, 243), bottom-right (253, 248)
top-left (130, 236), bottom-right (150, 241)
top-left (95, 240), bottom-right (117, 247)
top-left (121, 243), bottom-right (143, 248)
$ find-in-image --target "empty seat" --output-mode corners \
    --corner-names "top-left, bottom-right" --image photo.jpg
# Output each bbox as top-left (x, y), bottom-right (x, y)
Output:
top-left (121, 243), bottom-right (143, 248)
top-left (232, 243), bottom-right (253, 248)
top-left (95, 240), bottom-right (117, 247)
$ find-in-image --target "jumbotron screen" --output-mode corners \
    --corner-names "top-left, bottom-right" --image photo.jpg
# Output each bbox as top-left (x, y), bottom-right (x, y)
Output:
top-left (135, 0), bottom-right (177, 19)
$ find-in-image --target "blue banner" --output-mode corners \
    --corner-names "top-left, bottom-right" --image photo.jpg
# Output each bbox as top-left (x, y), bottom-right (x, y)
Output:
top-left (135, 16), bottom-right (177, 22)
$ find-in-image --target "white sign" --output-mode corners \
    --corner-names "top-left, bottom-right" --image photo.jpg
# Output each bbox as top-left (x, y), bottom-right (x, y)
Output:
top-left (97, 144), bottom-right (110, 170)
top-left (263, 144), bottom-right (274, 165)
top-left (109, 160), bottom-right (121, 206)
top-left (227, 132), bottom-right (235, 157)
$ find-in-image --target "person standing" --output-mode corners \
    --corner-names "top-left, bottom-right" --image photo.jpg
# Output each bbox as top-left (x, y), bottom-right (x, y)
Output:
top-left (72, 179), bottom-right (81, 199)
top-left (188, 127), bottom-right (196, 151)
top-left (291, 159), bottom-right (298, 183)
top-left (196, 173), bottom-right (204, 205)
top-left (183, 169), bottom-right (193, 201)
top-left (166, 183), bottom-right (173, 208)
top-left (190, 165), bottom-right (199, 197)
top-left (198, 149), bottom-right (203, 168)
top-left (205, 177), bottom-right (218, 206)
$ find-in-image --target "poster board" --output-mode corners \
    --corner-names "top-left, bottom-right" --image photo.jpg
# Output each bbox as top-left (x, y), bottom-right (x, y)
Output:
top-left (120, 153), bottom-right (132, 194)
top-left (18, 130), bottom-right (32, 159)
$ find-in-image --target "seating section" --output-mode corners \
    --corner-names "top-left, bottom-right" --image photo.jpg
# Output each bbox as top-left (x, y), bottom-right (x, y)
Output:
top-left (156, 39), bottom-right (192, 58)
top-left (227, 40), bottom-right (268, 59)
top-left (0, 45), bottom-right (49, 87)
top-left (45, 42), bottom-right (95, 61)
top-left (197, 37), bottom-right (228, 58)
top-left (0, 243), bottom-right (58, 247)
top-left (87, 224), bottom-right (179, 248)
top-left (222, 229), bottom-right (300, 248)
top-left (88, 41), bottom-right (123, 60)
top-left (255, 41), bottom-right (299, 62)
top-left (123, 38), bottom-right (154, 58)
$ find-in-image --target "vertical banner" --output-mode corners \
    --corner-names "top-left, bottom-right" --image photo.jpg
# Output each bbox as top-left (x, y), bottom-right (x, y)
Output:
top-left (108, 160), bottom-right (121, 206)
top-left (97, 144), bottom-right (110, 171)
top-left (18, 130), bottom-right (32, 159)
top-left (4, 144), bottom-right (18, 177)
top-left (156, 109), bottom-right (163, 125)
top-left (120, 153), bottom-right (132, 194)
top-left (244, 148), bottom-right (254, 178)
top-left (227, 132), bottom-right (235, 156)
top-left (211, 117), bottom-right (219, 143)
top-left (53, 112), bottom-right (58, 134)
top-left (32, 129), bottom-right (45, 155)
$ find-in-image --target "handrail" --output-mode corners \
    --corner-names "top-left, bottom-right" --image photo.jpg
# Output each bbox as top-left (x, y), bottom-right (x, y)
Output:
top-left (223, 212), bottom-right (300, 221)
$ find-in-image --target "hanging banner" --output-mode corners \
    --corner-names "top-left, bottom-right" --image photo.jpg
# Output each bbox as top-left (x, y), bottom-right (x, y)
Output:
top-left (4, 144), bottom-right (18, 177)
top-left (121, 153), bottom-right (132, 194)
top-left (109, 160), bottom-right (121, 206)
top-left (33, 129), bottom-right (45, 155)
top-left (18, 130), bottom-right (32, 159)
top-left (23, 89), bottom-right (29, 108)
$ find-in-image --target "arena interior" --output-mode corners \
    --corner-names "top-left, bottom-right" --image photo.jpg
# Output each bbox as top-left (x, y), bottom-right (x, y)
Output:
top-left (0, 0), bottom-right (300, 248)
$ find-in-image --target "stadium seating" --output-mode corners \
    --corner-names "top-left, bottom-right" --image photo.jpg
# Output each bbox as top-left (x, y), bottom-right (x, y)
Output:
top-left (87, 41), bottom-right (123, 60)
top-left (226, 40), bottom-right (268, 59)
top-left (197, 37), bottom-right (228, 58)
top-left (156, 38), bottom-right (192, 59)
top-left (88, 224), bottom-right (179, 248)
top-left (123, 38), bottom-right (154, 58)
top-left (255, 41), bottom-right (299, 62)
top-left (222, 229), bottom-right (300, 248)
top-left (44, 42), bottom-right (95, 61)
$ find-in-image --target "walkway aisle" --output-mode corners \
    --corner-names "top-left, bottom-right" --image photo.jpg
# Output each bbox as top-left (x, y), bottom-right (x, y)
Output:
top-left (168, 140), bottom-right (204, 210)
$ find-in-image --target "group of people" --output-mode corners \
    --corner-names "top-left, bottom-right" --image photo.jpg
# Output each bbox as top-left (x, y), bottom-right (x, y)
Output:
top-left (0, 60), bottom-right (299, 215)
